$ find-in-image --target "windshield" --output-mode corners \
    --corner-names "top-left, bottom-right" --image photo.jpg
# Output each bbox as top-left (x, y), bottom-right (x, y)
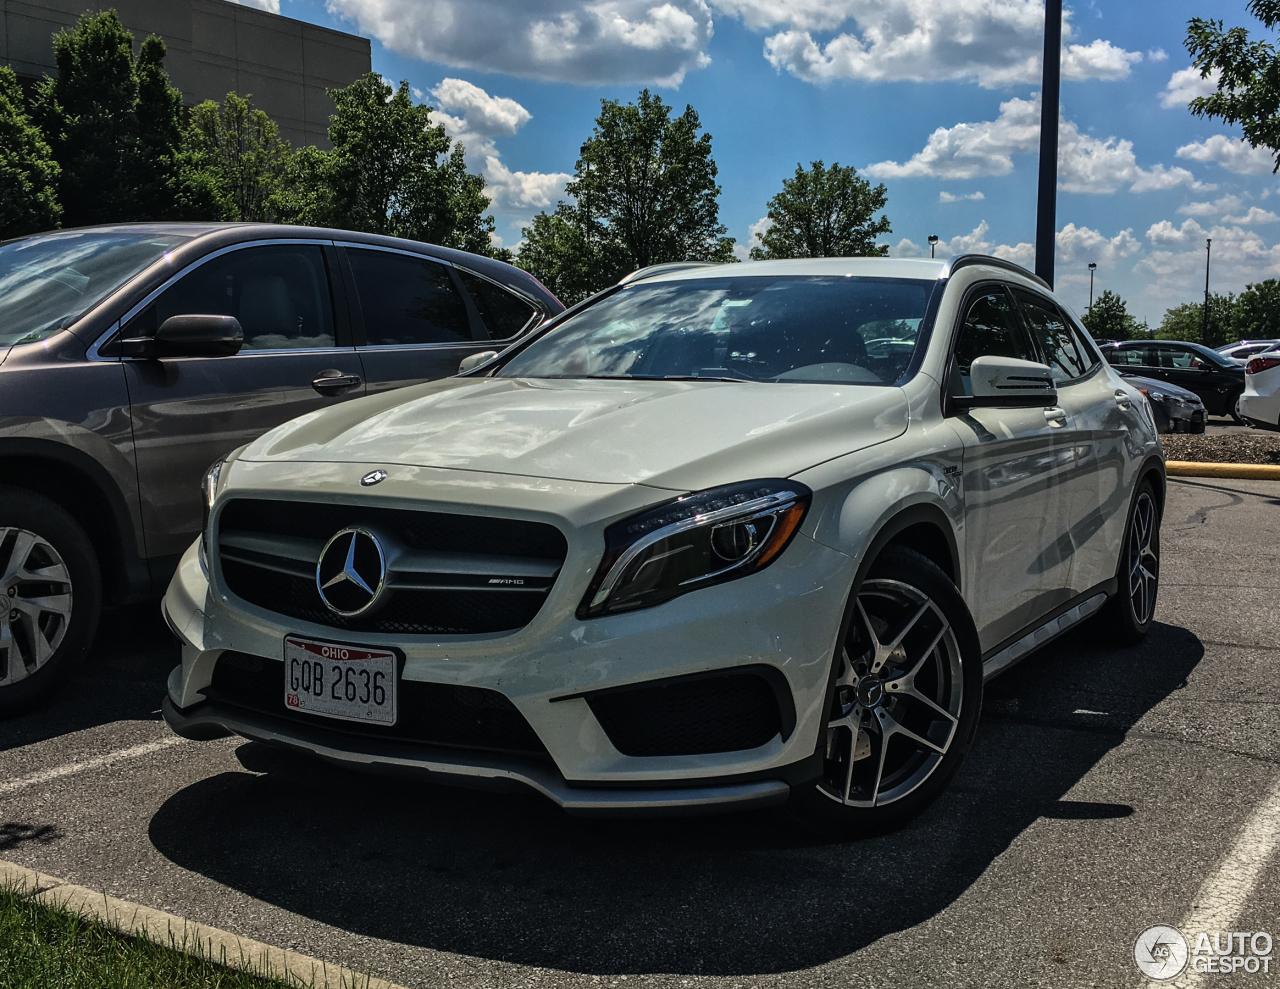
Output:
top-left (1186, 342), bottom-right (1236, 368)
top-left (497, 275), bottom-right (935, 386)
top-left (0, 230), bottom-right (195, 347)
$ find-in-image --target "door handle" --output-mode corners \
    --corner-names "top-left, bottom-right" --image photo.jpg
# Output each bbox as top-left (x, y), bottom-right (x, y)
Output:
top-left (312, 369), bottom-right (362, 394)
top-left (1114, 389), bottom-right (1132, 410)
top-left (1044, 406), bottom-right (1068, 423)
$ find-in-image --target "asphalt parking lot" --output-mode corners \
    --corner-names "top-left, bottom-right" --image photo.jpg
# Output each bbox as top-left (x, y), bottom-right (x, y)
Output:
top-left (1, 466), bottom-right (1277, 988)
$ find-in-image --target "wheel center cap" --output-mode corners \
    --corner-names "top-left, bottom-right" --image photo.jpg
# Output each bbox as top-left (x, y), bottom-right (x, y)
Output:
top-left (857, 676), bottom-right (885, 708)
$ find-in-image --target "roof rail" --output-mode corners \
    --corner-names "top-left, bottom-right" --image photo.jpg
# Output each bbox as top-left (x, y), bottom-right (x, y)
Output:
top-left (618, 261), bottom-right (721, 285)
top-left (943, 254), bottom-right (1050, 290)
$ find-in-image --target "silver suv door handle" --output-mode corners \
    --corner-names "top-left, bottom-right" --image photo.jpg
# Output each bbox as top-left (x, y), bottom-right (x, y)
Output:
top-left (312, 369), bottom-right (362, 394)
top-left (1114, 389), bottom-right (1132, 410)
top-left (1044, 406), bottom-right (1068, 423)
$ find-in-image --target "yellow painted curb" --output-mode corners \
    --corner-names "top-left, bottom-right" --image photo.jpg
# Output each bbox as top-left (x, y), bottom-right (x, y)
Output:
top-left (1165, 460), bottom-right (1280, 480)
top-left (0, 858), bottom-right (406, 989)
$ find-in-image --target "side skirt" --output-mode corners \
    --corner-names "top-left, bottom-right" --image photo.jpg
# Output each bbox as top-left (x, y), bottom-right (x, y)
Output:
top-left (982, 585), bottom-right (1112, 681)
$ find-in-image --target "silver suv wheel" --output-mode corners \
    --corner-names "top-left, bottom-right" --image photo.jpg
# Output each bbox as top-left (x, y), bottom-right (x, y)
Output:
top-left (819, 577), bottom-right (965, 808)
top-left (0, 527), bottom-right (74, 687)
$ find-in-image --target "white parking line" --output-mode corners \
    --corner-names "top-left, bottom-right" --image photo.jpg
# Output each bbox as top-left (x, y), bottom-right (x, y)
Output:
top-left (1163, 771), bottom-right (1280, 987)
top-left (0, 736), bottom-right (187, 798)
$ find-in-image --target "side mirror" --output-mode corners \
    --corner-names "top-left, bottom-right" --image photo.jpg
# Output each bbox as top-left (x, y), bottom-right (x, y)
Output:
top-left (957, 355), bottom-right (1058, 409)
top-left (458, 350), bottom-right (499, 375)
top-left (121, 315), bottom-right (243, 359)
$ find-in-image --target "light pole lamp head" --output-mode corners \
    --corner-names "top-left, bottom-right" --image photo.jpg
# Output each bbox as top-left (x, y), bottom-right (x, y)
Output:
top-left (927, 235), bottom-right (939, 246)
top-left (1088, 262), bottom-right (1097, 271)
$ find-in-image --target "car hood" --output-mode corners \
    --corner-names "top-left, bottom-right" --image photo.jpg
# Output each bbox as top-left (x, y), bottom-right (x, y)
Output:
top-left (1120, 374), bottom-right (1204, 404)
top-left (243, 376), bottom-right (910, 490)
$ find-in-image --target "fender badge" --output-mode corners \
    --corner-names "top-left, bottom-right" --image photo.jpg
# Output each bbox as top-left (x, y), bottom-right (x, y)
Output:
top-left (360, 469), bottom-right (389, 486)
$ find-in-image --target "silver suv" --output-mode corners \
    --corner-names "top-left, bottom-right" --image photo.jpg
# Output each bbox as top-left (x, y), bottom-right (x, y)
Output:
top-left (0, 224), bottom-right (561, 714)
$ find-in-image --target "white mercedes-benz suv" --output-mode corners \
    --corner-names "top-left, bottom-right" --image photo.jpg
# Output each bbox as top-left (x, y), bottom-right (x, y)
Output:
top-left (162, 255), bottom-right (1164, 834)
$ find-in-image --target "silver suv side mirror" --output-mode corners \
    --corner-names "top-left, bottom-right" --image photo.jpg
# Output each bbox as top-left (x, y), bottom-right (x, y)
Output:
top-left (458, 350), bottom-right (499, 375)
top-left (961, 355), bottom-right (1057, 408)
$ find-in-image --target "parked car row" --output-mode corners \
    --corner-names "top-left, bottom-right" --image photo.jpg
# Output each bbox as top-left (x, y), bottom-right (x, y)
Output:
top-left (0, 223), bottom-right (562, 714)
top-left (1099, 340), bottom-right (1245, 421)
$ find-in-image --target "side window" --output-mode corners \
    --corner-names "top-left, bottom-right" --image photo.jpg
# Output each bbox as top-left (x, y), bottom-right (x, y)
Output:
top-left (346, 248), bottom-right (471, 346)
top-left (456, 269), bottom-right (537, 340)
top-left (1017, 294), bottom-right (1089, 383)
top-left (1106, 348), bottom-right (1147, 367)
top-left (949, 288), bottom-right (1037, 397)
top-left (135, 245), bottom-right (336, 350)
top-left (1154, 346), bottom-right (1194, 369)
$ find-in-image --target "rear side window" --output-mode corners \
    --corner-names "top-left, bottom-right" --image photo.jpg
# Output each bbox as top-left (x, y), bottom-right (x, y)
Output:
top-left (456, 269), bottom-right (536, 340)
top-left (1106, 347), bottom-right (1148, 367)
top-left (346, 248), bottom-right (471, 346)
top-left (949, 288), bottom-right (1037, 397)
top-left (1017, 293), bottom-right (1090, 383)
top-left (135, 244), bottom-right (336, 350)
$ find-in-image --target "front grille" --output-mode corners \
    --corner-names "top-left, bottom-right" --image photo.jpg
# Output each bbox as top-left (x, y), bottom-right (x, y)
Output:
top-left (585, 668), bottom-right (792, 757)
top-left (205, 651), bottom-right (549, 757)
top-left (216, 499), bottom-right (567, 635)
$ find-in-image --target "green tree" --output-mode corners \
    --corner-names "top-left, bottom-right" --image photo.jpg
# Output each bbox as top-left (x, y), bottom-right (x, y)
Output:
top-left (750, 161), bottom-right (890, 259)
top-left (1185, 1), bottom-right (1280, 171)
top-left (0, 67), bottom-right (61, 237)
top-left (1231, 278), bottom-right (1280, 338)
top-left (1157, 293), bottom-right (1237, 347)
top-left (1081, 289), bottom-right (1139, 341)
top-left (33, 11), bottom-right (184, 225)
top-left (519, 89), bottom-right (735, 303)
top-left (178, 92), bottom-right (293, 222)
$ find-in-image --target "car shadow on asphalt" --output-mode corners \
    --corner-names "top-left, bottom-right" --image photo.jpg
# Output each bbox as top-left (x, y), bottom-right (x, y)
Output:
top-left (0, 602), bottom-right (178, 751)
top-left (147, 620), bottom-right (1202, 976)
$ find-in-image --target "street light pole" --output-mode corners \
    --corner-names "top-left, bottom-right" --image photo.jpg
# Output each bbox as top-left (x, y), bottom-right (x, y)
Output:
top-left (1088, 262), bottom-right (1096, 312)
top-left (1202, 238), bottom-right (1212, 344)
top-left (1035, 0), bottom-right (1063, 288)
top-left (928, 234), bottom-right (939, 258)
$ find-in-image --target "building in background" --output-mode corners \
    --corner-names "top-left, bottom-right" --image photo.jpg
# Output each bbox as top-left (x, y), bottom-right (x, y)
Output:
top-left (1, 0), bottom-right (371, 147)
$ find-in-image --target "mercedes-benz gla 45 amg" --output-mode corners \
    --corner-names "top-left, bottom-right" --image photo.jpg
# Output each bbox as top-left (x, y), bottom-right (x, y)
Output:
top-left (163, 256), bottom-right (1164, 833)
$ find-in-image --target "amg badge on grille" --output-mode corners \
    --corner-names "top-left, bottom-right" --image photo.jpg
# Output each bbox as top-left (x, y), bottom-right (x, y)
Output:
top-left (316, 527), bottom-right (387, 617)
top-left (360, 469), bottom-right (388, 486)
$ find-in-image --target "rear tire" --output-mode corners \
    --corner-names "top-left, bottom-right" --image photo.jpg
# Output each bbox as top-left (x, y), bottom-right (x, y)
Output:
top-left (1097, 479), bottom-right (1160, 646)
top-left (787, 547), bottom-right (983, 838)
top-left (0, 487), bottom-right (101, 718)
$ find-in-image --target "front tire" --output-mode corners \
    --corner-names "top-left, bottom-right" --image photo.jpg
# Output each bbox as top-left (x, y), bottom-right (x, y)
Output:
top-left (0, 487), bottom-right (101, 717)
top-left (1097, 479), bottom-right (1160, 646)
top-left (788, 547), bottom-right (983, 838)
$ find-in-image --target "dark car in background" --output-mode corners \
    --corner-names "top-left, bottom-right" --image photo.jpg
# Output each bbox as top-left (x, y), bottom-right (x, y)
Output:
top-left (0, 223), bottom-right (562, 714)
top-left (1119, 373), bottom-right (1206, 434)
top-left (1099, 340), bottom-right (1246, 421)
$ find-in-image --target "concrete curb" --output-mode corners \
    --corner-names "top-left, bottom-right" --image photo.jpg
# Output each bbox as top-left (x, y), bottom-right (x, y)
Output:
top-left (0, 858), bottom-right (407, 989)
top-left (1165, 460), bottom-right (1280, 480)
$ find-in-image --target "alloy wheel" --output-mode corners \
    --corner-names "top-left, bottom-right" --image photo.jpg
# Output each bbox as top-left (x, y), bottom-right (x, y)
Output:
top-left (0, 528), bottom-right (74, 687)
top-left (818, 579), bottom-right (964, 808)
top-left (1127, 492), bottom-right (1159, 625)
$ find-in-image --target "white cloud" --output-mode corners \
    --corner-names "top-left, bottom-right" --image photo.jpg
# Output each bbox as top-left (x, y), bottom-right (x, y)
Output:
top-left (424, 79), bottom-right (572, 215)
top-left (709, 0), bottom-right (1140, 88)
top-left (1160, 66), bottom-right (1220, 109)
top-left (732, 215), bottom-right (773, 259)
top-left (890, 221), bottom-right (1137, 272)
top-left (1223, 206), bottom-right (1280, 225)
top-left (939, 191), bottom-right (984, 203)
top-left (325, 0), bottom-right (714, 86)
top-left (1139, 221), bottom-right (1280, 298)
top-left (230, 0), bottom-right (280, 10)
top-left (1177, 134), bottom-right (1276, 175)
top-left (1178, 195), bottom-right (1243, 217)
top-left (1148, 48), bottom-right (1168, 63)
top-left (866, 95), bottom-right (1209, 194)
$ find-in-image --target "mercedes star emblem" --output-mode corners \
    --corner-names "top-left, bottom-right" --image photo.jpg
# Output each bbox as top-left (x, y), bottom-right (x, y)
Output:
top-left (360, 469), bottom-right (388, 486)
top-left (315, 527), bottom-right (387, 617)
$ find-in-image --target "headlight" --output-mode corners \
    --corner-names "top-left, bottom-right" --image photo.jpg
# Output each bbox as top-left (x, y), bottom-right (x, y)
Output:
top-left (200, 458), bottom-right (226, 561)
top-left (577, 479), bottom-right (811, 619)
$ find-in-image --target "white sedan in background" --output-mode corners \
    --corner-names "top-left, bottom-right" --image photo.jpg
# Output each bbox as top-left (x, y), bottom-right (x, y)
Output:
top-left (1218, 340), bottom-right (1280, 364)
top-left (162, 255), bottom-right (1164, 836)
top-left (1240, 351), bottom-right (1280, 430)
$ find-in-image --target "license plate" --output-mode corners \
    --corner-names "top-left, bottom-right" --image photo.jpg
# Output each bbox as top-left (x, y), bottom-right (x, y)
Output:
top-left (284, 636), bottom-right (397, 726)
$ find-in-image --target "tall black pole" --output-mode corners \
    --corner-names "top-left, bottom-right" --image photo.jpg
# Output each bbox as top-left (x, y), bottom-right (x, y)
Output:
top-left (1035, 0), bottom-right (1062, 287)
top-left (1203, 238), bottom-right (1212, 342)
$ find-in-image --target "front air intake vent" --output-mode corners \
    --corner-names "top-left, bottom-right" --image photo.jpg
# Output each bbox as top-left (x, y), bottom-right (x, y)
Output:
top-left (216, 499), bottom-right (567, 635)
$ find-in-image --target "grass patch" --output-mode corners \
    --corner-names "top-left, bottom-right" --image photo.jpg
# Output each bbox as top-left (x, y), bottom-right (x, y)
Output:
top-left (0, 884), bottom-right (296, 989)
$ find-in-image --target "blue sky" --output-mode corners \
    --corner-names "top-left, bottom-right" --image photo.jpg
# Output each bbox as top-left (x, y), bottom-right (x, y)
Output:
top-left (251, 0), bottom-right (1271, 325)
